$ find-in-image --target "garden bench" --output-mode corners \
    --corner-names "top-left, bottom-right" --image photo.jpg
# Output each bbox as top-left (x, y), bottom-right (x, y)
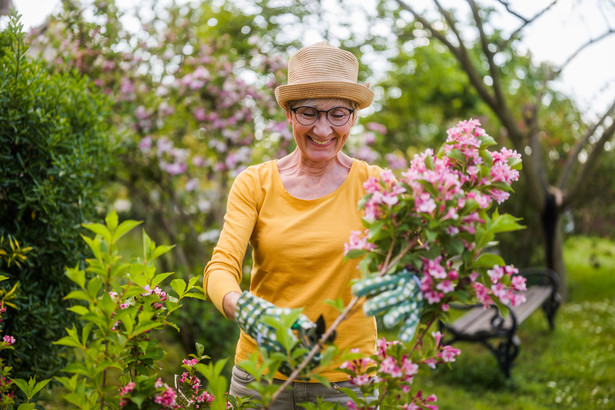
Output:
top-left (440, 268), bottom-right (561, 377)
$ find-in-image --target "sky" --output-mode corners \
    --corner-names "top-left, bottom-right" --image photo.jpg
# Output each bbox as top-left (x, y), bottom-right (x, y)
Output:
top-left (9, 0), bottom-right (615, 118)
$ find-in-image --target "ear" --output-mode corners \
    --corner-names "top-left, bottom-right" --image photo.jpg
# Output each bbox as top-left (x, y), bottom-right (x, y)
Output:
top-left (349, 111), bottom-right (358, 127)
top-left (285, 109), bottom-right (292, 124)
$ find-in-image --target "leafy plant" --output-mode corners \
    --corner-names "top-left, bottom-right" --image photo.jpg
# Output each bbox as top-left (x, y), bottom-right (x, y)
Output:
top-left (54, 211), bottom-right (212, 409)
top-left (0, 13), bottom-right (116, 378)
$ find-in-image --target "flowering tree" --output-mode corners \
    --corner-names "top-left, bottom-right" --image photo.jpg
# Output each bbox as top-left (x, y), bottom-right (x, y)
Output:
top-left (24, 0), bottom-right (301, 358)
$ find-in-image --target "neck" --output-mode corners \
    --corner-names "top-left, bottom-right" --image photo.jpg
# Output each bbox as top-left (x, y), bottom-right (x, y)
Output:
top-left (279, 150), bottom-right (352, 179)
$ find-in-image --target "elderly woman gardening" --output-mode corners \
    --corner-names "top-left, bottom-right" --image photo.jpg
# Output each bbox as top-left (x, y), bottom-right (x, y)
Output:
top-left (204, 42), bottom-right (419, 408)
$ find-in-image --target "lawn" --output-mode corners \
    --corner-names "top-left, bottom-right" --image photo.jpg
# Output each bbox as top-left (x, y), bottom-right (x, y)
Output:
top-left (412, 236), bottom-right (615, 409)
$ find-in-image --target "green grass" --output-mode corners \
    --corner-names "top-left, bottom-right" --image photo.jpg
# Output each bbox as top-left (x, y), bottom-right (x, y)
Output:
top-left (411, 236), bottom-right (615, 409)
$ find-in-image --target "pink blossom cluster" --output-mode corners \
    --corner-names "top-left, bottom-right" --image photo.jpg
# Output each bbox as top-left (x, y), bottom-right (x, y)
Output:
top-left (471, 265), bottom-right (527, 308)
top-left (141, 285), bottom-right (168, 310)
top-left (344, 230), bottom-right (376, 256)
top-left (119, 382), bottom-right (136, 408)
top-left (342, 339), bottom-right (439, 410)
top-left (339, 348), bottom-right (377, 387)
top-left (375, 339), bottom-right (419, 390)
top-left (154, 378), bottom-right (178, 408)
top-left (179, 370), bottom-right (215, 407)
top-left (422, 332), bottom-right (461, 369)
top-left (2, 335), bottom-right (15, 346)
top-left (349, 119), bottom-right (523, 310)
top-left (362, 170), bottom-right (406, 223)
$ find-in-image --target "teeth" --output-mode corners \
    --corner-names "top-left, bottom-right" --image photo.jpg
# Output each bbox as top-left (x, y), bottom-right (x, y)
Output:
top-left (311, 137), bottom-right (333, 145)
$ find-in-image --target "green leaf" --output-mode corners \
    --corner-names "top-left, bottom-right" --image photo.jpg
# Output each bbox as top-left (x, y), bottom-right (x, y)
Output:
top-left (82, 222), bottom-right (112, 243)
top-left (65, 266), bottom-right (86, 289)
top-left (64, 290), bottom-right (92, 302)
top-left (324, 298), bottom-right (345, 313)
top-left (151, 272), bottom-right (174, 287)
top-left (345, 248), bottom-right (367, 259)
top-left (133, 321), bottom-right (163, 336)
top-left (105, 210), bottom-right (119, 231)
top-left (150, 244), bottom-right (175, 261)
top-left (112, 219), bottom-right (142, 243)
top-left (474, 253), bottom-right (505, 269)
top-left (170, 278), bottom-right (187, 298)
top-left (67, 305), bottom-right (89, 316)
top-left (489, 211), bottom-right (525, 234)
top-left (183, 292), bottom-right (208, 300)
top-left (100, 292), bottom-right (116, 317)
top-left (13, 377), bottom-right (52, 401)
top-left (310, 374), bottom-right (331, 388)
top-left (87, 276), bottom-right (103, 299)
top-left (479, 133), bottom-right (497, 148)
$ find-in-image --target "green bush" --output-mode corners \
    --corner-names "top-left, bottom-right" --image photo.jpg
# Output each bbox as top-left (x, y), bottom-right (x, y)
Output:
top-left (0, 15), bottom-right (117, 378)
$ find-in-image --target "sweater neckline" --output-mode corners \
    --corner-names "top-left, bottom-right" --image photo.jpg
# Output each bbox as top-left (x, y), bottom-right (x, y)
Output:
top-left (272, 159), bottom-right (357, 202)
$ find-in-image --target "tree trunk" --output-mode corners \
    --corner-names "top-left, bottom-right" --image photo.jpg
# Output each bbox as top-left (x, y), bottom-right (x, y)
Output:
top-left (541, 191), bottom-right (567, 299)
top-left (0, 0), bottom-right (13, 15)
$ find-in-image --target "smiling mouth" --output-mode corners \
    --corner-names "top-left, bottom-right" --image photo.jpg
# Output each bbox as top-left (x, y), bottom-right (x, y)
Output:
top-left (309, 136), bottom-right (334, 145)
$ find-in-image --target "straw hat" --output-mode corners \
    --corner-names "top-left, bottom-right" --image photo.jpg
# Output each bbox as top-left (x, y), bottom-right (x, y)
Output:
top-left (274, 42), bottom-right (374, 110)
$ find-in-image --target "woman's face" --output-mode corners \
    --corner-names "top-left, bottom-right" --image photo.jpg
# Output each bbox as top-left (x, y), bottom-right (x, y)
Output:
top-left (286, 98), bottom-right (357, 164)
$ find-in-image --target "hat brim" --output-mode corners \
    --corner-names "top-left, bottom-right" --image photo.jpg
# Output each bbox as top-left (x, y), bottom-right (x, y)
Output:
top-left (275, 81), bottom-right (374, 110)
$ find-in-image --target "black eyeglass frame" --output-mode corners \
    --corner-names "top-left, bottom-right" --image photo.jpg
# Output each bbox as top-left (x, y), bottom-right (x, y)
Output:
top-left (289, 106), bottom-right (356, 127)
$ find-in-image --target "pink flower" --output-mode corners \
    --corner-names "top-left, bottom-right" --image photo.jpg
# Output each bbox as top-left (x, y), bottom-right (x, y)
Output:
top-left (487, 266), bottom-right (505, 283)
top-left (350, 374), bottom-right (372, 386)
top-left (195, 392), bottom-right (214, 403)
top-left (193, 107), bottom-right (207, 122)
top-left (154, 387), bottom-right (177, 408)
top-left (119, 382), bottom-right (135, 396)
top-left (380, 356), bottom-right (402, 378)
top-left (344, 230), bottom-right (376, 256)
top-left (438, 345), bottom-right (461, 362)
top-left (138, 136), bottom-right (153, 152)
top-left (183, 358), bottom-right (199, 367)
top-left (436, 280), bottom-right (455, 293)
top-left (3, 335), bottom-right (15, 345)
top-left (366, 122), bottom-right (387, 134)
top-left (512, 275), bottom-right (527, 291)
top-left (141, 285), bottom-right (153, 296)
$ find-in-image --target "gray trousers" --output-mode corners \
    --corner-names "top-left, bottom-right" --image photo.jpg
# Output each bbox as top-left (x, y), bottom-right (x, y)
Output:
top-left (229, 365), bottom-right (378, 409)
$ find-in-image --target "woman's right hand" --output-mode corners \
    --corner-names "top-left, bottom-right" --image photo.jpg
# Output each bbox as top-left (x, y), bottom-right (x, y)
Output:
top-left (222, 291), bottom-right (242, 321)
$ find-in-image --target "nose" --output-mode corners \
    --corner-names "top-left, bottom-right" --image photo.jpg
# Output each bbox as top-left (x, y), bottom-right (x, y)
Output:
top-left (312, 114), bottom-right (333, 137)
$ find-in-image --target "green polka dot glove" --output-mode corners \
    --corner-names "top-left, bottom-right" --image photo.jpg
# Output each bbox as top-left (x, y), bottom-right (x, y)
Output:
top-left (351, 269), bottom-right (423, 342)
top-left (235, 291), bottom-right (321, 376)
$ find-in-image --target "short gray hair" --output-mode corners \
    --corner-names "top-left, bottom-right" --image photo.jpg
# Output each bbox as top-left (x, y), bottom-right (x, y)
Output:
top-left (288, 98), bottom-right (358, 110)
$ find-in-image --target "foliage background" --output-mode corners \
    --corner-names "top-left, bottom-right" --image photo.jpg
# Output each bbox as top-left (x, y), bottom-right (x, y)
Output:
top-left (0, 16), bottom-right (116, 378)
top-left (1, 0), bottom-right (614, 406)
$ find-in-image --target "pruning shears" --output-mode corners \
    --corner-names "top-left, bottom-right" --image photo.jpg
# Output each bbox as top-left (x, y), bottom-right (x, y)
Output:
top-left (293, 314), bottom-right (337, 349)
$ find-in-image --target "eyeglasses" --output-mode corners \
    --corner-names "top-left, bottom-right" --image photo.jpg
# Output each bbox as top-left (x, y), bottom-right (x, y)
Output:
top-left (290, 106), bottom-right (355, 127)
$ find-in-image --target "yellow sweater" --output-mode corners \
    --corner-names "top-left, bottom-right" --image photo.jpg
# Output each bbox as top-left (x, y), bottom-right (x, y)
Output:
top-left (204, 159), bottom-right (382, 381)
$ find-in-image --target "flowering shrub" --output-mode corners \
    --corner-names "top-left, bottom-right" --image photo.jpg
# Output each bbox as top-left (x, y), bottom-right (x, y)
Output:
top-left (53, 211), bottom-right (233, 409)
top-left (246, 119), bottom-right (524, 409)
top-left (334, 118), bottom-right (524, 408)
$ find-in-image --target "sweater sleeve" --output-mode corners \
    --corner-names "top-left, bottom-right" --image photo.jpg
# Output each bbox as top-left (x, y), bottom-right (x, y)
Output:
top-left (203, 167), bottom-right (261, 316)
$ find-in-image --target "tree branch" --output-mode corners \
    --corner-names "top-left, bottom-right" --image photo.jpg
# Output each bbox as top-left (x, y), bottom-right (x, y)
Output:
top-left (558, 99), bottom-right (615, 189)
top-left (468, 0), bottom-right (507, 111)
top-left (499, 0), bottom-right (559, 47)
top-left (561, 111), bottom-right (615, 208)
top-left (557, 29), bottom-right (615, 73)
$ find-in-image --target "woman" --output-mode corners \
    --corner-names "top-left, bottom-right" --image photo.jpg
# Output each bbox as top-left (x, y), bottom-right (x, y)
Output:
top-left (204, 41), bottom-right (380, 408)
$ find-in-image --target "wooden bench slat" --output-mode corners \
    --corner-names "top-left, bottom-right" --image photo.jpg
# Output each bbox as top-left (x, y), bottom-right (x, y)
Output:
top-left (449, 285), bottom-right (552, 334)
